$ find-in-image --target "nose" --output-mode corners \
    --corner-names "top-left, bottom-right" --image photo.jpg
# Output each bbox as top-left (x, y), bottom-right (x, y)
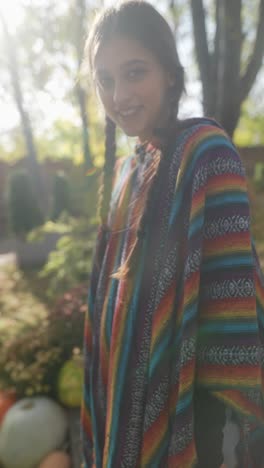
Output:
top-left (113, 79), bottom-right (131, 108)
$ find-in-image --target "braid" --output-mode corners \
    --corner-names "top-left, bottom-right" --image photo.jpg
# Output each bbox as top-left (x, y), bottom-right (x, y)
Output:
top-left (98, 116), bottom-right (116, 226)
top-left (94, 116), bottom-right (116, 271)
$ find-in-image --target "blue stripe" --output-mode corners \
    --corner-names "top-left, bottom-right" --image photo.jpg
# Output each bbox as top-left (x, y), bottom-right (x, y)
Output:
top-left (202, 254), bottom-right (253, 272)
top-left (183, 301), bottom-right (198, 326)
top-left (257, 301), bottom-right (264, 328)
top-left (107, 234), bottom-right (147, 464)
top-left (176, 390), bottom-right (192, 414)
top-left (149, 429), bottom-right (170, 468)
top-left (90, 372), bottom-right (101, 466)
top-left (199, 321), bottom-right (258, 334)
top-left (169, 189), bottom-right (184, 227)
top-left (189, 211), bottom-right (204, 238)
top-left (149, 333), bottom-right (171, 377)
top-left (206, 192), bottom-right (249, 209)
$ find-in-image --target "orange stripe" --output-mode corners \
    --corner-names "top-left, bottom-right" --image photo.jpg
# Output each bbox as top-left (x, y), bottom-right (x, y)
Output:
top-left (213, 389), bottom-right (264, 421)
top-left (81, 405), bottom-right (93, 440)
top-left (150, 282), bottom-right (176, 353)
top-left (198, 364), bottom-right (261, 384)
top-left (140, 407), bottom-right (168, 466)
top-left (168, 439), bottom-right (196, 468)
top-left (190, 186), bottom-right (206, 219)
top-left (201, 296), bottom-right (257, 319)
top-left (206, 173), bottom-right (247, 194)
top-left (204, 231), bottom-right (251, 256)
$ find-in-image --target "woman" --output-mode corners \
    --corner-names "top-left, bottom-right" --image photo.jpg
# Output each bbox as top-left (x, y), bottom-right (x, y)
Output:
top-left (80, 2), bottom-right (264, 467)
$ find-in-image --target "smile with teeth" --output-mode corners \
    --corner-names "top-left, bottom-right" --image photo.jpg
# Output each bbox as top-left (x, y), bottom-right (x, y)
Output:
top-left (118, 107), bottom-right (142, 118)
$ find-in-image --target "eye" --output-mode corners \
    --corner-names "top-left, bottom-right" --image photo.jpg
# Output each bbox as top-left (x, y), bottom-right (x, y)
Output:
top-left (126, 68), bottom-right (147, 81)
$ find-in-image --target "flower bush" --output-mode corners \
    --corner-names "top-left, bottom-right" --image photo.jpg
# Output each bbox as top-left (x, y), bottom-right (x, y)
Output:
top-left (0, 324), bottom-right (62, 399)
top-left (0, 283), bottom-right (88, 400)
top-left (47, 283), bottom-right (88, 363)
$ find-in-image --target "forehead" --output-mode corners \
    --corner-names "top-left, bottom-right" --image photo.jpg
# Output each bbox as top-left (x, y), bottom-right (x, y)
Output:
top-left (94, 36), bottom-right (159, 74)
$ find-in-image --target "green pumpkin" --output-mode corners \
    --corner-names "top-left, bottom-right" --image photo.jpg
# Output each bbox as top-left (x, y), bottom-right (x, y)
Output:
top-left (57, 357), bottom-right (84, 408)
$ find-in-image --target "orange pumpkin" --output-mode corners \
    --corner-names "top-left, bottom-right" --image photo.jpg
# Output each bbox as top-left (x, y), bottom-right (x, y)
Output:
top-left (0, 390), bottom-right (16, 426)
top-left (38, 451), bottom-right (71, 468)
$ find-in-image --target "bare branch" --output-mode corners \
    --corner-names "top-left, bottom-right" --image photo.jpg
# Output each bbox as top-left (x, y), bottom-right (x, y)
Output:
top-left (240, 0), bottom-right (264, 102)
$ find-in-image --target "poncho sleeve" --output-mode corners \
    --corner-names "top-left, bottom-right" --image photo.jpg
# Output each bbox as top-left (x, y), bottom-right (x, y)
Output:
top-left (195, 132), bottom-right (264, 466)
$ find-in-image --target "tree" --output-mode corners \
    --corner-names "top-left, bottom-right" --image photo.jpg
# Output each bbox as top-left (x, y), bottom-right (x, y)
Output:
top-left (0, 13), bottom-right (47, 213)
top-left (72, 0), bottom-right (93, 169)
top-left (189, 0), bottom-right (264, 136)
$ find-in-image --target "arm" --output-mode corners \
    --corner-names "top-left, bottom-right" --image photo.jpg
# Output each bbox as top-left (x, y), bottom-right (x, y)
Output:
top-left (195, 137), bottom-right (264, 466)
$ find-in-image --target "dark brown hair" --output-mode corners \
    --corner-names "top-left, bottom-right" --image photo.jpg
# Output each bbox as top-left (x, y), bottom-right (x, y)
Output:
top-left (83, 0), bottom-right (184, 278)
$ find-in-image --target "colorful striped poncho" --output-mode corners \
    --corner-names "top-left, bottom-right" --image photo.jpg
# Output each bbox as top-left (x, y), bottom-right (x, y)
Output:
top-left (81, 118), bottom-right (264, 467)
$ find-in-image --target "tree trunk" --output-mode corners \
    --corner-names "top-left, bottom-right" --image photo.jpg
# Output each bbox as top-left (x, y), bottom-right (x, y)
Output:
top-left (0, 14), bottom-right (48, 214)
top-left (73, 0), bottom-right (93, 170)
top-left (190, 0), bottom-right (264, 137)
top-left (75, 81), bottom-right (93, 169)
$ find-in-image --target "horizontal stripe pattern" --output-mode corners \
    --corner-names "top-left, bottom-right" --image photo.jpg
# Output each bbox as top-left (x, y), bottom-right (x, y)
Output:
top-left (81, 118), bottom-right (264, 467)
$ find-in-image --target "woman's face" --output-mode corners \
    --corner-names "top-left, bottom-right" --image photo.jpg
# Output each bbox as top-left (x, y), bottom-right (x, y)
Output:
top-left (94, 36), bottom-right (174, 142)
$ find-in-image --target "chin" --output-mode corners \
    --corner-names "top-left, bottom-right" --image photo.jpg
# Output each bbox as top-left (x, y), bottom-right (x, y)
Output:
top-left (120, 124), bottom-right (149, 140)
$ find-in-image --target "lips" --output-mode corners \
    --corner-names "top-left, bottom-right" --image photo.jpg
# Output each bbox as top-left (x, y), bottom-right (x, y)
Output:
top-left (117, 106), bottom-right (142, 119)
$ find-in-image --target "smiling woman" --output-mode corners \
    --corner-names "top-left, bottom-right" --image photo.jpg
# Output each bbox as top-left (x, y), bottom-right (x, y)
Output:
top-left (80, 2), bottom-right (264, 468)
top-left (94, 37), bottom-right (176, 142)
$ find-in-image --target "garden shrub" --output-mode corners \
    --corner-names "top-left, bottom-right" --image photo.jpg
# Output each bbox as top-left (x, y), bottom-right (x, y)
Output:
top-left (0, 322), bottom-right (62, 399)
top-left (38, 215), bottom-right (96, 299)
top-left (47, 283), bottom-right (87, 362)
top-left (51, 171), bottom-right (71, 221)
top-left (7, 169), bottom-right (44, 236)
top-left (0, 283), bottom-right (87, 399)
top-left (253, 162), bottom-right (264, 192)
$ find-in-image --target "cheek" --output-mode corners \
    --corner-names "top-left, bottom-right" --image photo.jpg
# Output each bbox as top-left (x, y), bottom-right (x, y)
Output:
top-left (139, 75), bottom-right (169, 108)
top-left (97, 91), bottom-right (115, 117)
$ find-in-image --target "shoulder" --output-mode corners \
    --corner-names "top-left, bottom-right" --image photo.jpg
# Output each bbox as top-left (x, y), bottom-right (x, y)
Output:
top-left (172, 117), bottom-right (245, 189)
top-left (173, 117), bottom-right (242, 162)
top-left (173, 117), bottom-right (232, 151)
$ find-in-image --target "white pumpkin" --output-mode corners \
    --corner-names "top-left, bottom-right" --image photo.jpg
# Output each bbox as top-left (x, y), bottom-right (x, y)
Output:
top-left (0, 396), bottom-right (69, 468)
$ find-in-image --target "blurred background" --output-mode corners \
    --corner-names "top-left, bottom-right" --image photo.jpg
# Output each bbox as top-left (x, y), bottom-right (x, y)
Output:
top-left (0, 1), bottom-right (263, 467)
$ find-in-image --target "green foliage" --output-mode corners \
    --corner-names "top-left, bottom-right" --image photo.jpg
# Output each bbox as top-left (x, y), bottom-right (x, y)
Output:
top-left (38, 216), bottom-right (96, 299)
top-left (51, 171), bottom-right (71, 220)
top-left (36, 119), bottom-right (84, 163)
top-left (7, 169), bottom-right (44, 236)
top-left (0, 283), bottom-right (87, 399)
top-left (47, 283), bottom-right (87, 363)
top-left (0, 259), bottom-right (87, 400)
top-left (253, 163), bottom-right (264, 192)
top-left (234, 99), bottom-right (264, 146)
top-left (0, 322), bottom-right (62, 399)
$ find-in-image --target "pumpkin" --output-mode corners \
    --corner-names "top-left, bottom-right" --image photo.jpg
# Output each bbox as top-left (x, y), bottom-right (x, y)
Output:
top-left (0, 396), bottom-right (68, 468)
top-left (38, 451), bottom-right (71, 468)
top-left (0, 391), bottom-right (16, 426)
top-left (57, 357), bottom-right (84, 408)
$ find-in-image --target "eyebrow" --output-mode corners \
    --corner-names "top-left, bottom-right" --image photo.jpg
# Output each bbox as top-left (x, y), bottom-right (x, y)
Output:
top-left (96, 59), bottom-right (147, 75)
